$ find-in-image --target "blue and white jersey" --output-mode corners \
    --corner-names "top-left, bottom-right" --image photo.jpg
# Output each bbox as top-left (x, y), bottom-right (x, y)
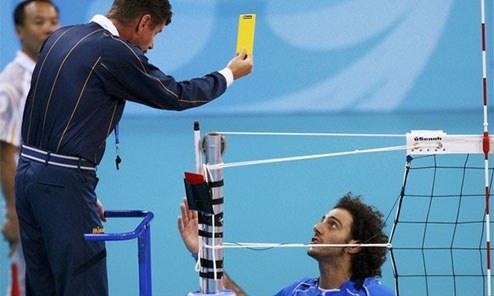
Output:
top-left (274, 277), bottom-right (395, 296)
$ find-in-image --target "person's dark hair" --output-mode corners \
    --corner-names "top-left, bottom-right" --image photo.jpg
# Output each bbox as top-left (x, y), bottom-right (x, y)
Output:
top-left (107, 0), bottom-right (172, 28)
top-left (334, 193), bottom-right (388, 278)
top-left (13, 0), bottom-right (59, 27)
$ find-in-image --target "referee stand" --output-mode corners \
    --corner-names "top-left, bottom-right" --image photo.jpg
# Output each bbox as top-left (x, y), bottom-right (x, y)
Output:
top-left (84, 210), bottom-right (154, 296)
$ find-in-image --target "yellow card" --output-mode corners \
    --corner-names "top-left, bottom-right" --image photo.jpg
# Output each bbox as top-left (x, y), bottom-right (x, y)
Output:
top-left (236, 14), bottom-right (256, 55)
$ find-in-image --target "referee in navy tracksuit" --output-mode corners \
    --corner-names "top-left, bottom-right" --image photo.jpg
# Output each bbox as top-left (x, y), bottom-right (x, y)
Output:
top-left (15, 0), bottom-right (253, 294)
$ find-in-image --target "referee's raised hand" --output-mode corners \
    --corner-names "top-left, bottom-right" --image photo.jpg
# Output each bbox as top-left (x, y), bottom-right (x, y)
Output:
top-left (227, 48), bottom-right (254, 80)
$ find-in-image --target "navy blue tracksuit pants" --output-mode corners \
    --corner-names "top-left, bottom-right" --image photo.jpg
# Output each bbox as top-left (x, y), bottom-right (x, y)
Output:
top-left (15, 157), bottom-right (108, 295)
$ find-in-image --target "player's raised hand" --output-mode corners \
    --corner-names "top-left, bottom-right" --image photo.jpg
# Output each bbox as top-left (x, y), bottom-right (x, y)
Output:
top-left (178, 198), bottom-right (199, 254)
top-left (227, 49), bottom-right (254, 80)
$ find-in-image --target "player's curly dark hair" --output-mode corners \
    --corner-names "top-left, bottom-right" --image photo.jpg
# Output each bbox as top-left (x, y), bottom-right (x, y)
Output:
top-left (334, 192), bottom-right (388, 278)
top-left (107, 0), bottom-right (173, 28)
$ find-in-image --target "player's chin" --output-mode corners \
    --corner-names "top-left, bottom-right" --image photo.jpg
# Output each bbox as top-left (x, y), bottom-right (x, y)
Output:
top-left (307, 247), bottom-right (320, 258)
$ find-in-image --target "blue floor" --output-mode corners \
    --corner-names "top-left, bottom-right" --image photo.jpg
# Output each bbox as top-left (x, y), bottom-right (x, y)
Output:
top-left (1, 111), bottom-right (491, 295)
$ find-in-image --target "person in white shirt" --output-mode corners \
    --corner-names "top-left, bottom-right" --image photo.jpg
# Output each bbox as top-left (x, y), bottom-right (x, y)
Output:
top-left (0, 1), bottom-right (59, 295)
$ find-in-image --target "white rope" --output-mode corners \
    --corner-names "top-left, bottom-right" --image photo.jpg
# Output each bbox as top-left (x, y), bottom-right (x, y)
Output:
top-left (194, 245), bottom-right (201, 272)
top-left (218, 131), bottom-right (404, 138)
top-left (206, 145), bottom-right (408, 170)
top-left (203, 242), bottom-right (392, 249)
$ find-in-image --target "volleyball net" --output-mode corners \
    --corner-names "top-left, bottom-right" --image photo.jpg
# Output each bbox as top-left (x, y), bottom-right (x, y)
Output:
top-left (185, 128), bottom-right (493, 296)
top-left (388, 131), bottom-right (494, 296)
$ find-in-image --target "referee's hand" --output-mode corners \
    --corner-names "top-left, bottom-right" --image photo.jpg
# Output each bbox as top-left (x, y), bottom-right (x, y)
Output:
top-left (96, 198), bottom-right (107, 222)
top-left (227, 49), bottom-right (254, 80)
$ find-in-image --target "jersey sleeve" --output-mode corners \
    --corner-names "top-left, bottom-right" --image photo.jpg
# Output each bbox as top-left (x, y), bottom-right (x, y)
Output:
top-left (99, 36), bottom-right (227, 111)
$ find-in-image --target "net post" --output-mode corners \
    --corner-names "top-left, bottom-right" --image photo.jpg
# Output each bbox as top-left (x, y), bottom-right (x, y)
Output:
top-left (188, 132), bottom-right (235, 296)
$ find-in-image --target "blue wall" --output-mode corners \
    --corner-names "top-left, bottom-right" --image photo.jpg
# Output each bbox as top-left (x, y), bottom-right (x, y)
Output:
top-left (1, 0), bottom-right (493, 115)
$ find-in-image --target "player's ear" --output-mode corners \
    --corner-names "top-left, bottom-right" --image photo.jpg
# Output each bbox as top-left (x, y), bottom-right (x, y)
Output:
top-left (346, 239), bottom-right (361, 254)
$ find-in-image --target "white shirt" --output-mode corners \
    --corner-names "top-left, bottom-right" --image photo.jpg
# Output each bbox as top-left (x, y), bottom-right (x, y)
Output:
top-left (0, 50), bottom-right (36, 147)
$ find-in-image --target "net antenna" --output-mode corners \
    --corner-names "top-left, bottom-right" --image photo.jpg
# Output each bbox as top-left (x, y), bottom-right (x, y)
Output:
top-left (481, 0), bottom-right (491, 293)
top-left (480, 0), bottom-right (492, 293)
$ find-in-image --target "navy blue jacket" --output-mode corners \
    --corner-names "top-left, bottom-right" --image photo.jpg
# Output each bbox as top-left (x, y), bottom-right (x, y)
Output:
top-left (22, 21), bottom-right (227, 164)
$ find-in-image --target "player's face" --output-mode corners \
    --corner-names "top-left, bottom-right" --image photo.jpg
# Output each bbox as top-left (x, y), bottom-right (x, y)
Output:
top-left (17, 1), bottom-right (60, 60)
top-left (308, 208), bottom-right (354, 259)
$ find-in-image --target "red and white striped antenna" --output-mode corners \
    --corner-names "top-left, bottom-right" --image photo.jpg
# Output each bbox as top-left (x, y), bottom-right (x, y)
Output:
top-left (480, 0), bottom-right (492, 295)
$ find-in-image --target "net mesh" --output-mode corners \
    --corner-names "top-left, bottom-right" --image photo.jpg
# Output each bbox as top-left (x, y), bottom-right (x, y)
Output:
top-left (389, 153), bottom-right (494, 296)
